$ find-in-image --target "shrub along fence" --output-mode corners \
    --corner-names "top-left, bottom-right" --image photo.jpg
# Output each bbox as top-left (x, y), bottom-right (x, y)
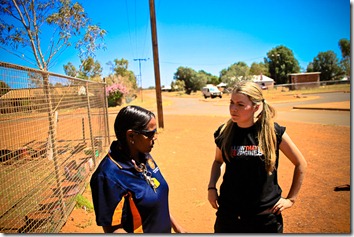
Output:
top-left (0, 61), bottom-right (110, 233)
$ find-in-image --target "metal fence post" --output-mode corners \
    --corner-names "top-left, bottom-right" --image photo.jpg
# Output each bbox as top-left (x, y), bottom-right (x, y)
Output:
top-left (42, 72), bottom-right (67, 222)
top-left (85, 82), bottom-right (96, 167)
top-left (103, 78), bottom-right (111, 148)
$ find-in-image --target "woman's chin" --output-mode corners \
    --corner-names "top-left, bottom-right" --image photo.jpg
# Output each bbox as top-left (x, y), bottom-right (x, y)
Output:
top-left (231, 117), bottom-right (238, 123)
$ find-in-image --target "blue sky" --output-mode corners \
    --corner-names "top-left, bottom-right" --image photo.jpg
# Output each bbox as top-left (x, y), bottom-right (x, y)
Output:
top-left (0, 0), bottom-right (351, 88)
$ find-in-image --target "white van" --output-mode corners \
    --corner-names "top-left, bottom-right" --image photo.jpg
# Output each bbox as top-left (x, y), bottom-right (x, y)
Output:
top-left (202, 86), bottom-right (222, 99)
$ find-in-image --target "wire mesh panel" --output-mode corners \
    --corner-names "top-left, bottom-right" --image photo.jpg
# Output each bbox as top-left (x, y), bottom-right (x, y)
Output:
top-left (0, 62), bottom-right (109, 233)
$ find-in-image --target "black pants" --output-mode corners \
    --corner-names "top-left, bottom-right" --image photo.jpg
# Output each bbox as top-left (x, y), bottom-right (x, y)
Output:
top-left (214, 213), bottom-right (283, 233)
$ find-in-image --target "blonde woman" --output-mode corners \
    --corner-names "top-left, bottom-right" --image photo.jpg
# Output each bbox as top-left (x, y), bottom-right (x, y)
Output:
top-left (208, 81), bottom-right (307, 233)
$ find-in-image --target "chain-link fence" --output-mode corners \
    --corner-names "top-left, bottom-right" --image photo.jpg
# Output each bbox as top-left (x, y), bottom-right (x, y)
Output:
top-left (0, 61), bottom-right (110, 233)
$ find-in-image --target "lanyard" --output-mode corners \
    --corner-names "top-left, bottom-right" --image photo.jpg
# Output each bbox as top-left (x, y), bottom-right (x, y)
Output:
top-left (131, 159), bottom-right (157, 193)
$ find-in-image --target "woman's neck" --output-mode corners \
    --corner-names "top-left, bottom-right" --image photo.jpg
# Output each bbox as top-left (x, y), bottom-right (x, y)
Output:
top-left (236, 121), bottom-right (255, 128)
top-left (130, 151), bottom-right (145, 164)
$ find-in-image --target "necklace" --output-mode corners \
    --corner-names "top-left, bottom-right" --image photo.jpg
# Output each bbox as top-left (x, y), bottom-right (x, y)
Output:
top-left (131, 159), bottom-right (157, 193)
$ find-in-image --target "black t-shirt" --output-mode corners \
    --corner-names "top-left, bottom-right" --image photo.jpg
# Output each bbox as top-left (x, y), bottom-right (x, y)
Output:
top-left (214, 122), bottom-right (286, 217)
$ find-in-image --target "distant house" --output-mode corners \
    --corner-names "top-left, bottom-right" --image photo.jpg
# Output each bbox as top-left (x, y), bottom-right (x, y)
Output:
top-left (216, 82), bottom-right (227, 88)
top-left (288, 72), bottom-right (321, 90)
top-left (232, 75), bottom-right (275, 89)
top-left (251, 74), bottom-right (275, 89)
top-left (214, 82), bottom-right (226, 92)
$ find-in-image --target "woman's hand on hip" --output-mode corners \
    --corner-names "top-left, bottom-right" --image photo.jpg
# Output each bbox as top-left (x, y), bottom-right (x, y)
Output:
top-left (271, 197), bottom-right (294, 214)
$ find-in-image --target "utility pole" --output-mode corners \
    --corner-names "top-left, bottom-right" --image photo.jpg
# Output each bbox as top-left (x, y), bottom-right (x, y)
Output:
top-left (134, 58), bottom-right (148, 102)
top-left (149, 0), bottom-right (164, 128)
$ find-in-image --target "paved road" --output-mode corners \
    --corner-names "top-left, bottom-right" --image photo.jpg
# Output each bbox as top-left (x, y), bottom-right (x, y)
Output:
top-left (161, 92), bottom-right (350, 127)
top-left (272, 92), bottom-right (350, 126)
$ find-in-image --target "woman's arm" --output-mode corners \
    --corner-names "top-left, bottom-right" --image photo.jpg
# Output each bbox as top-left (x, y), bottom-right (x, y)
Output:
top-left (170, 214), bottom-right (186, 233)
top-left (279, 131), bottom-right (307, 203)
top-left (208, 147), bottom-right (224, 209)
top-left (272, 131), bottom-right (307, 214)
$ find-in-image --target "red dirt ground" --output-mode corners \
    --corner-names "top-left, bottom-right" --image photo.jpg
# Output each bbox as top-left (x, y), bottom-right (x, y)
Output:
top-left (60, 94), bottom-right (350, 234)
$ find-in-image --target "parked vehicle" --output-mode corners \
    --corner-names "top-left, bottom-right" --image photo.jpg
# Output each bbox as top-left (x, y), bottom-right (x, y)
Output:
top-left (161, 86), bottom-right (172, 92)
top-left (202, 86), bottom-right (222, 99)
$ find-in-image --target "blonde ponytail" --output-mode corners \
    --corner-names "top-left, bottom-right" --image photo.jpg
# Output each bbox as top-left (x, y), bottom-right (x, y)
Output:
top-left (257, 100), bottom-right (277, 175)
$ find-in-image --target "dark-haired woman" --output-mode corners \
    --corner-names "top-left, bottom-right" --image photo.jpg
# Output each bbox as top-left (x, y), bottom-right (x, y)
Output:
top-left (90, 105), bottom-right (185, 233)
top-left (207, 81), bottom-right (307, 233)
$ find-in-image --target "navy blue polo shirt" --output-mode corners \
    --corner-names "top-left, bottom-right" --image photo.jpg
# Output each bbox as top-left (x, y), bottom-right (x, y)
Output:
top-left (90, 141), bottom-right (171, 233)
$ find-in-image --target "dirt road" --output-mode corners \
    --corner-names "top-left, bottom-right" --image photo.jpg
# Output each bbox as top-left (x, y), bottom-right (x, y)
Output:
top-left (60, 91), bottom-right (350, 233)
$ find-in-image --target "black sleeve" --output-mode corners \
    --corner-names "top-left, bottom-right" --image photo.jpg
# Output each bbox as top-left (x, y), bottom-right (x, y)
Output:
top-left (274, 122), bottom-right (286, 146)
top-left (214, 123), bottom-right (225, 148)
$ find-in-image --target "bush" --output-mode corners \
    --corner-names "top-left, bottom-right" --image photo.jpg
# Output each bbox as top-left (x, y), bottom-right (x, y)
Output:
top-left (106, 83), bottom-right (128, 107)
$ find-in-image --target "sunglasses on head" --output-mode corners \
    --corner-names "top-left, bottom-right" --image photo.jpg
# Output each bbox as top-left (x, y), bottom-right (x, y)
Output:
top-left (134, 128), bottom-right (157, 139)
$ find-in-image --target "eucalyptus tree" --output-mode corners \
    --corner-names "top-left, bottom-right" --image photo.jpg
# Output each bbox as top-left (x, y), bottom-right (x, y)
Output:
top-left (0, 0), bottom-right (106, 72)
top-left (170, 79), bottom-right (185, 91)
top-left (308, 50), bottom-right (343, 81)
top-left (220, 61), bottom-right (250, 87)
top-left (173, 66), bottom-right (198, 94)
top-left (249, 62), bottom-right (269, 77)
top-left (78, 56), bottom-right (102, 79)
top-left (63, 62), bottom-right (78, 77)
top-left (106, 58), bottom-right (137, 88)
top-left (197, 70), bottom-right (219, 85)
top-left (265, 46), bottom-right (300, 84)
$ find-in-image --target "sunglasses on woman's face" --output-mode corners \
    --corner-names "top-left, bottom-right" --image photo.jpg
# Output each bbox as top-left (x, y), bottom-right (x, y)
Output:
top-left (134, 129), bottom-right (157, 139)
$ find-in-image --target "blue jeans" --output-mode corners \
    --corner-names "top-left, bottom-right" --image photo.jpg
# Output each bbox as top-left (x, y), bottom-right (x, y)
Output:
top-left (214, 213), bottom-right (283, 233)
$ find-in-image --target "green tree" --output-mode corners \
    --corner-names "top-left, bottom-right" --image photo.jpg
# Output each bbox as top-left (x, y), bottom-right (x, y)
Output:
top-left (220, 61), bottom-right (250, 86)
top-left (174, 66), bottom-right (204, 94)
top-left (194, 71), bottom-right (208, 89)
top-left (63, 62), bottom-right (78, 77)
top-left (265, 46), bottom-right (300, 84)
top-left (0, 0), bottom-right (106, 72)
top-left (249, 62), bottom-right (269, 76)
top-left (106, 58), bottom-right (137, 88)
top-left (306, 62), bottom-right (314, 72)
top-left (339, 38), bottom-right (350, 58)
top-left (338, 38), bottom-right (350, 79)
top-left (171, 79), bottom-right (185, 91)
top-left (174, 67), bottom-right (191, 92)
top-left (78, 56), bottom-right (102, 79)
top-left (308, 51), bottom-right (343, 81)
top-left (197, 70), bottom-right (219, 85)
top-left (108, 58), bottom-right (129, 76)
